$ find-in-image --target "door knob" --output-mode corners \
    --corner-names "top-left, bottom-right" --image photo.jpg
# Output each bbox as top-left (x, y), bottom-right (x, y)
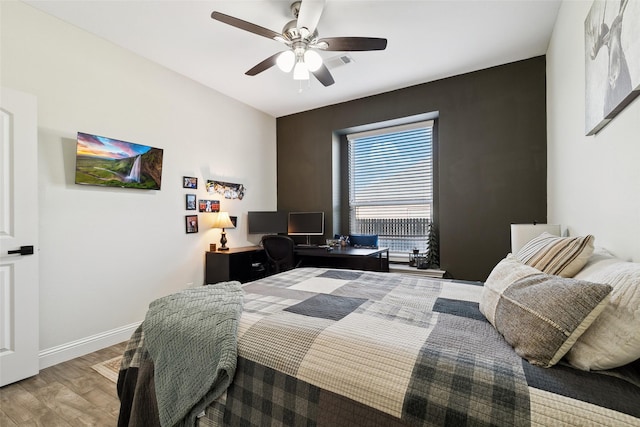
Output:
top-left (7, 245), bottom-right (34, 256)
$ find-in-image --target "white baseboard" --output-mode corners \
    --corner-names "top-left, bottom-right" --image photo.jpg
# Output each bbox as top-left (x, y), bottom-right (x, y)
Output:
top-left (38, 321), bottom-right (141, 369)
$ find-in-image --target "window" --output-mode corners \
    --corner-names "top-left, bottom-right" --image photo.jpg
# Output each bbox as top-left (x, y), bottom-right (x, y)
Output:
top-left (347, 121), bottom-right (434, 254)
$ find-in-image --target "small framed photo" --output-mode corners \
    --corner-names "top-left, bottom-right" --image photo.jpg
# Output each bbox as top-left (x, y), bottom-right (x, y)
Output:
top-left (183, 176), bottom-right (198, 189)
top-left (185, 194), bottom-right (196, 210)
top-left (185, 215), bottom-right (198, 234)
top-left (230, 216), bottom-right (237, 227)
top-left (198, 199), bottom-right (220, 212)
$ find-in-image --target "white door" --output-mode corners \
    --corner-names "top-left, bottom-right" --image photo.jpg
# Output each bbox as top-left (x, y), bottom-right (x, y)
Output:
top-left (0, 87), bottom-right (39, 386)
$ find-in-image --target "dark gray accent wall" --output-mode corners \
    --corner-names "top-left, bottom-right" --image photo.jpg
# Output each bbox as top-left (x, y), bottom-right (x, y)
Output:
top-left (277, 57), bottom-right (547, 281)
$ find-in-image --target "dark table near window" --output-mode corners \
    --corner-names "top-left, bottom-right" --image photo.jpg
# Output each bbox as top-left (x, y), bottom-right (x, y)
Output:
top-left (295, 246), bottom-right (389, 272)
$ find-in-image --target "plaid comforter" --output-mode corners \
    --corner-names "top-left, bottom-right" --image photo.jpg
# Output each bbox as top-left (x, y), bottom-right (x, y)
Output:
top-left (123, 267), bottom-right (640, 426)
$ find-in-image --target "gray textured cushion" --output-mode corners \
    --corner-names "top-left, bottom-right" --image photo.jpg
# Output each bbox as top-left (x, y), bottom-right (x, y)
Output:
top-left (481, 256), bottom-right (612, 367)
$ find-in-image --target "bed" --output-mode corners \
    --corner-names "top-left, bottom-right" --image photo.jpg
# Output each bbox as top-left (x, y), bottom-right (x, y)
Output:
top-left (118, 255), bottom-right (640, 426)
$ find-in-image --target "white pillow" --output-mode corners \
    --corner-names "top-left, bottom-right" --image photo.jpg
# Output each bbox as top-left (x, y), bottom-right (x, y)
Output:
top-left (566, 252), bottom-right (640, 370)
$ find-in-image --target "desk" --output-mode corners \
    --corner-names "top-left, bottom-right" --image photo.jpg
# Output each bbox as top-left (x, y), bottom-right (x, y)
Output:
top-left (295, 246), bottom-right (389, 272)
top-left (205, 246), bottom-right (265, 284)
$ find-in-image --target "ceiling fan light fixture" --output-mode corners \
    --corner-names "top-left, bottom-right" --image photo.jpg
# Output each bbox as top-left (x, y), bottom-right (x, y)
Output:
top-left (211, 2), bottom-right (387, 89)
top-left (304, 49), bottom-right (323, 71)
top-left (276, 50), bottom-right (295, 72)
top-left (293, 59), bottom-right (309, 80)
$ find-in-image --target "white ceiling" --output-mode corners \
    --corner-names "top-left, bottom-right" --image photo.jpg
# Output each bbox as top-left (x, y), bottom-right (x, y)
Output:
top-left (24, 0), bottom-right (562, 118)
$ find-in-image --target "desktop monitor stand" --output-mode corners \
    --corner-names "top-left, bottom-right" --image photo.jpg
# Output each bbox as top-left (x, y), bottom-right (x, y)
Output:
top-left (296, 235), bottom-right (314, 247)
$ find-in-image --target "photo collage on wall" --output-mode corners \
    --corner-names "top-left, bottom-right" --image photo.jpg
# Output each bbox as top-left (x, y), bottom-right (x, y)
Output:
top-left (183, 176), bottom-right (222, 234)
top-left (206, 180), bottom-right (246, 200)
top-left (183, 176), bottom-right (199, 234)
top-left (204, 179), bottom-right (244, 228)
top-left (199, 199), bottom-right (220, 212)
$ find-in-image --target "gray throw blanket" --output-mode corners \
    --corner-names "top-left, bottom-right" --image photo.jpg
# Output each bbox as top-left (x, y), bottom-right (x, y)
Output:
top-left (143, 282), bottom-right (244, 427)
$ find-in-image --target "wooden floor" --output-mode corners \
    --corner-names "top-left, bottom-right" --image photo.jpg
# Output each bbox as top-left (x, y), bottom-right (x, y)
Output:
top-left (0, 342), bottom-right (126, 426)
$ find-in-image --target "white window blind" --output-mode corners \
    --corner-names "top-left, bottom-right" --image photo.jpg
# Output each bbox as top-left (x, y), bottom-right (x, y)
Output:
top-left (347, 121), bottom-right (433, 253)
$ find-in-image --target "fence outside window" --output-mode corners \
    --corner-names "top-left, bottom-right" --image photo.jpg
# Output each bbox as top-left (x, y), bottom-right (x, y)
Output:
top-left (352, 217), bottom-right (431, 253)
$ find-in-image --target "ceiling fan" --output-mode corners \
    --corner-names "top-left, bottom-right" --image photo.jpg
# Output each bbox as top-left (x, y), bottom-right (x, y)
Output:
top-left (211, 0), bottom-right (387, 87)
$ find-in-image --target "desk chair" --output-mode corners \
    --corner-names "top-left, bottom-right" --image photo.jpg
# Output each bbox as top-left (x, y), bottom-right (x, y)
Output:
top-left (261, 235), bottom-right (297, 275)
top-left (349, 234), bottom-right (379, 248)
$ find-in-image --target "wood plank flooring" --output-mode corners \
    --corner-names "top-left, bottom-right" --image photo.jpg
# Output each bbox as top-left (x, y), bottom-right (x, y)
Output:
top-left (1, 342), bottom-right (126, 426)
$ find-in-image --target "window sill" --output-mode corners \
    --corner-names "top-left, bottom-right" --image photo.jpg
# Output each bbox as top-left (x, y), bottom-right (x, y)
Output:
top-left (389, 262), bottom-right (447, 278)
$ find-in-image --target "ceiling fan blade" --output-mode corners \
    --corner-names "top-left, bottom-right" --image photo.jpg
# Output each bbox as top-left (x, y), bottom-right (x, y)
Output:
top-left (211, 11), bottom-right (282, 41)
top-left (245, 52), bottom-right (282, 76)
top-left (311, 63), bottom-right (335, 87)
top-left (297, 0), bottom-right (326, 35)
top-left (316, 37), bottom-right (387, 51)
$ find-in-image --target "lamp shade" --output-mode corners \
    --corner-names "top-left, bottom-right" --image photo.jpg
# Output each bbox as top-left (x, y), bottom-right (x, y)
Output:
top-left (293, 59), bottom-right (309, 80)
top-left (510, 223), bottom-right (561, 253)
top-left (212, 212), bottom-right (235, 229)
top-left (304, 50), bottom-right (323, 72)
top-left (276, 50), bottom-right (295, 72)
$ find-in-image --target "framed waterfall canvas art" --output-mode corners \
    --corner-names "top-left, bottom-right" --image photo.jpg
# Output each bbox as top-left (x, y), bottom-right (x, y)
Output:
top-left (585, 0), bottom-right (640, 135)
top-left (75, 132), bottom-right (164, 190)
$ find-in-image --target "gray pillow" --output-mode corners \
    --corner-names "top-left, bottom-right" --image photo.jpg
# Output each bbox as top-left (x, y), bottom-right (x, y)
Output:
top-left (481, 256), bottom-right (612, 367)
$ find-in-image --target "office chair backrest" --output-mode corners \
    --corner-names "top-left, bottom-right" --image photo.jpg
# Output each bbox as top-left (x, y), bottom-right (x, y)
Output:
top-left (261, 235), bottom-right (296, 274)
top-left (349, 234), bottom-right (379, 248)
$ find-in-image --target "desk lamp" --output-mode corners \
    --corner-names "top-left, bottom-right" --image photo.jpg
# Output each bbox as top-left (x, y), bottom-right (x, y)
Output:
top-left (212, 212), bottom-right (235, 251)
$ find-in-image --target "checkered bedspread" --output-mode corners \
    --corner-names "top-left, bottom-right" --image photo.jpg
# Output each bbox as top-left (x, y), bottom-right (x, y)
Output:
top-left (198, 268), bottom-right (640, 427)
top-left (123, 267), bottom-right (640, 426)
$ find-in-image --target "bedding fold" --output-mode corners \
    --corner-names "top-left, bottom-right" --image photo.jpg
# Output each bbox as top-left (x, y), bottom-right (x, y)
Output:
top-left (118, 282), bottom-right (244, 427)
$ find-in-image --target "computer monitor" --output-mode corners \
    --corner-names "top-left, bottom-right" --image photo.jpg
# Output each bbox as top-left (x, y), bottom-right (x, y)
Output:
top-left (288, 212), bottom-right (324, 244)
top-left (247, 211), bottom-right (287, 234)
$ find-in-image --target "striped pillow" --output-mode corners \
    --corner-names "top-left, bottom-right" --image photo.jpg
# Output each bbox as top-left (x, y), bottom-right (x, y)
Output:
top-left (515, 232), bottom-right (595, 277)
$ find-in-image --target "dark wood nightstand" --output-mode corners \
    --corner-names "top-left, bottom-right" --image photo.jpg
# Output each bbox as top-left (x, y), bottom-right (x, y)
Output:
top-left (205, 246), bottom-right (266, 285)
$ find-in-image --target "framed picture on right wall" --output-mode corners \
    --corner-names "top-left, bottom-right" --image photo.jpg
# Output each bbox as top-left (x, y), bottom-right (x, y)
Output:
top-left (585, 0), bottom-right (640, 135)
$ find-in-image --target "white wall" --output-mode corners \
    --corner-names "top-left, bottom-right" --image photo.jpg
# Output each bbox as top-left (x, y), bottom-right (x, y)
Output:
top-left (547, 0), bottom-right (640, 261)
top-left (1, 1), bottom-right (277, 365)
